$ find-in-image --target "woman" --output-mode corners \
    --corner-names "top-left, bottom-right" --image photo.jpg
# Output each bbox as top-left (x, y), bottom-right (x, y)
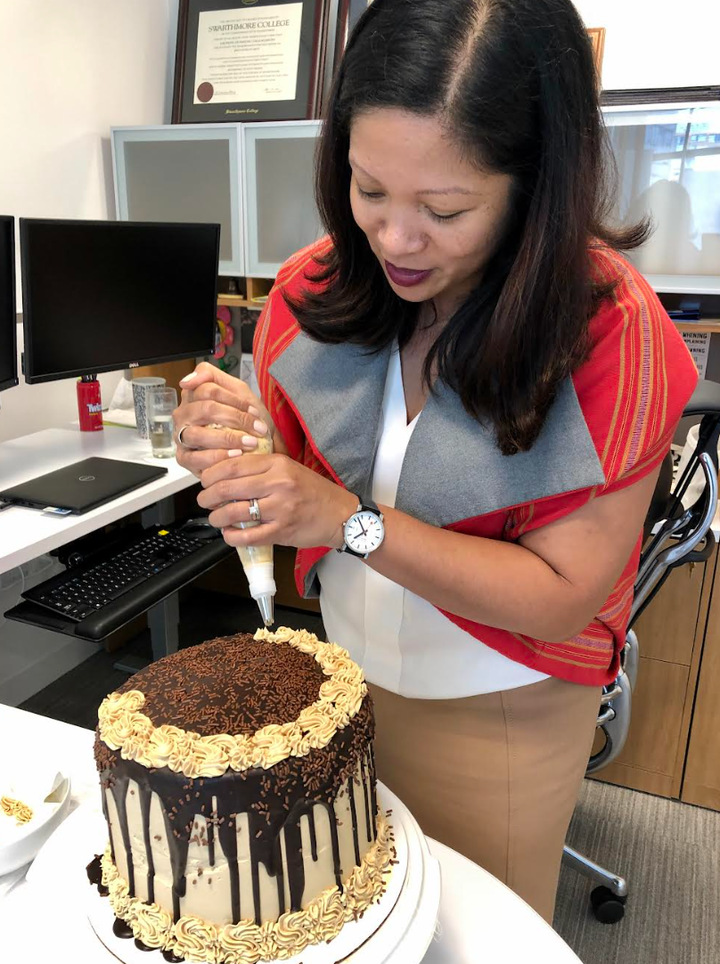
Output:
top-left (173, 0), bottom-right (697, 923)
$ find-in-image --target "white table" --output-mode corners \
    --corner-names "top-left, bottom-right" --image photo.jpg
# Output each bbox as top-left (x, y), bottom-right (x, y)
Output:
top-left (0, 706), bottom-right (582, 964)
top-left (0, 425), bottom-right (196, 574)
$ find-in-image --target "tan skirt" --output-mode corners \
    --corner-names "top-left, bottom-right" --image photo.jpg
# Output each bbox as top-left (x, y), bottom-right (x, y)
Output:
top-left (368, 675), bottom-right (601, 924)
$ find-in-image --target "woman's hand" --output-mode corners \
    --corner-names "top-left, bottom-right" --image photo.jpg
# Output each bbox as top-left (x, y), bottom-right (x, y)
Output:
top-left (172, 362), bottom-right (278, 478)
top-left (197, 453), bottom-right (358, 550)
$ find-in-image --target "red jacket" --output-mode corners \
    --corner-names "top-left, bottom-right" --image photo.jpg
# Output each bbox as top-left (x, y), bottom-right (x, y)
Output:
top-left (253, 238), bottom-right (698, 687)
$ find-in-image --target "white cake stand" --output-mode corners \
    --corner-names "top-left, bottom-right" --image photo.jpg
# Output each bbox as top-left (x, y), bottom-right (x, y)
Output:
top-left (78, 783), bottom-right (440, 964)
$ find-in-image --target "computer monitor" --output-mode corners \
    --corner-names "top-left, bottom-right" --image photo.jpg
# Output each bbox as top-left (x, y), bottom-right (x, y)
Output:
top-left (0, 215), bottom-right (18, 393)
top-left (20, 219), bottom-right (220, 384)
top-left (603, 100), bottom-right (720, 295)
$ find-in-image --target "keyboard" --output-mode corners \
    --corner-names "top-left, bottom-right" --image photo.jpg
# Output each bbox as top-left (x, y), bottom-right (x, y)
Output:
top-left (21, 525), bottom-right (233, 640)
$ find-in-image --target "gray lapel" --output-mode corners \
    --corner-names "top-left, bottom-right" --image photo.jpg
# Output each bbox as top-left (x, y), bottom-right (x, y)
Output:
top-left (270, 332), bottom-right (605, 526)
top-left (269, 331), bottom-right (391, 500)
top-left (396, 378), bottom-right (606, 526)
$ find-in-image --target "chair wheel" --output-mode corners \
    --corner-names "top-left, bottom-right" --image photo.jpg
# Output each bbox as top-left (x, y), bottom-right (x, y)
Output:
top-left (590, 886), bottom-right (626, 923)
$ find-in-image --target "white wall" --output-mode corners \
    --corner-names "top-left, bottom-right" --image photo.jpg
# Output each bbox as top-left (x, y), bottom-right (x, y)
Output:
top-left (0, 1), bottom-right (175, 444)
top-left (574, 0), bottom-right (720, 91)
top-left (0, 327), bottom-right (123, 443)
top-left (0, 2), bottom-right (176, 697)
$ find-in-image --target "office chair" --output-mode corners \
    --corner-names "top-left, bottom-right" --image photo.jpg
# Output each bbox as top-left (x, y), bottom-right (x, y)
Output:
top-left (562, 379), bottom-right (720, 923)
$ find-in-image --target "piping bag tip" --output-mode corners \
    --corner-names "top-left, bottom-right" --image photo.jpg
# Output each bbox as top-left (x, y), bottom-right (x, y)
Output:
top-left (256, 592), bottom-right (275, 627)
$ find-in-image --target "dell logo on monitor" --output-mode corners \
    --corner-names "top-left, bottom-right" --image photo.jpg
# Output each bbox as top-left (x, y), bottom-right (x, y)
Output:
top-left (78, 475), bottom-right (96, 482)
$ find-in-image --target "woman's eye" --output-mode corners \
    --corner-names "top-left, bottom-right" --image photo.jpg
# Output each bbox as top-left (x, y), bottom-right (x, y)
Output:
top-left (427, 209), bottom-right (463, 222)
top-left (357, 187), bottom-right (384, 200)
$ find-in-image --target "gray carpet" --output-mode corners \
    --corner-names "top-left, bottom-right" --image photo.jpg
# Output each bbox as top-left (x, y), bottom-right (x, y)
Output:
top-left (555, 778), bottom-right (720, 964)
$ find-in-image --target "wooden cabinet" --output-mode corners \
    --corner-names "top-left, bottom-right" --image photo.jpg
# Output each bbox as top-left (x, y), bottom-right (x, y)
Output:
top-left (592, 547), bottom-right (717, 801)
top-left (681, 556), bottom-right (720, 809)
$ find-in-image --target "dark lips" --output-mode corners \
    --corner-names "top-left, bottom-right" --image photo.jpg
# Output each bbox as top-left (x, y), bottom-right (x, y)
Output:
top-left (385, 261), bottom-right (433, 287)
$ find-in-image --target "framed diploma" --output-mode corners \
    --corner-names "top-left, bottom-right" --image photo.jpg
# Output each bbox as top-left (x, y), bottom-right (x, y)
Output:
top-left (172, 0), bottom-right (329, 123)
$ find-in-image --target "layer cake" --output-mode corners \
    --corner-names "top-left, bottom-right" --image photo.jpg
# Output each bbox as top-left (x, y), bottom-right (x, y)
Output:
top-left (91, 627), bottom-right (393, 963)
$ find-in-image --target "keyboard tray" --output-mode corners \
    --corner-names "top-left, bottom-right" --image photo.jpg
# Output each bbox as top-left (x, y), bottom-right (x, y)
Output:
top-left (4, 533), bottom-right (233, 641)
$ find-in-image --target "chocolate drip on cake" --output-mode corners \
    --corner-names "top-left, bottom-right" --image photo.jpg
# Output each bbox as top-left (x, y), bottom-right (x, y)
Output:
top-left (113, 917), bottom-right (134, 939)
top-left (349, 777), bottom-right (362, 867)
top-left (325, 800), bottom-right (344, 891)
top-left (308, 809), bottom-right (318, 861)
top-left (283, 816), bottom-right (305, 913)
top-left (360, 758), bottom-right (372, 843)
top-left (95, 633), bottom-right (376, 925)
top-left (86, 854), bottom-right (102, 886)
top-left (138, 782), bottom-right (156, 903)
top-left (220, 808), bottom-right (242, 923)
top-left (368, 745), bottom-right (379, 840)
top-left (207, 810), bottom-right (215, 867)
top-left (107, 768), bottom-right (136, 896)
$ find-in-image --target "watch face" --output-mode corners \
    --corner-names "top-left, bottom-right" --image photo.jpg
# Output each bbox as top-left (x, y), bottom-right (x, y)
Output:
top-left (345, 510), bottom-right (384, 554)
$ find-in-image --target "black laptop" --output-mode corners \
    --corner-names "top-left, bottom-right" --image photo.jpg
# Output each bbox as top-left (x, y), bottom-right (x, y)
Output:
top-left (0, 457), bottom-right (168, 514)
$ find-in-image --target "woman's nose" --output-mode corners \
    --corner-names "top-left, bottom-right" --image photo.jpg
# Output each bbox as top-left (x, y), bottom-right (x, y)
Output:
top-left (376, 217), bottom-right (426, 258)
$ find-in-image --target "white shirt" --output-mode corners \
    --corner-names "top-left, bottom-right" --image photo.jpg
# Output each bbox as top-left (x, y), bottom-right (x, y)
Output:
top-left (318, 347), bottom-right (549, 699)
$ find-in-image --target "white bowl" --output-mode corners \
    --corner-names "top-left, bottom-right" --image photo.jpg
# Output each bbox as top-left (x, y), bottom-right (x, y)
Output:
top-left (0, 759), bottom-right (72, 876)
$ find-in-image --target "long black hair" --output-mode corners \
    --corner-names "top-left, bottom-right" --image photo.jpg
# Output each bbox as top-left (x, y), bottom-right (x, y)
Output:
top-left (287, 0), bottom-right (648, 454)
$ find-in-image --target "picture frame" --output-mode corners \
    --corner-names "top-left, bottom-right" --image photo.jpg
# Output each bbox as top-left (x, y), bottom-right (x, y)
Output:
top-left (172, 0), bottom-right (329, 124)
top-left (587, 27), bottom-right (606, 79)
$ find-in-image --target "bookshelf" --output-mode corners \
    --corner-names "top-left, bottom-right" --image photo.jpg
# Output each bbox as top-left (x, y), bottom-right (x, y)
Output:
top-left (673, 319), bottom-right (720, 334)
top-left (217, 277), bottom-right (273, 311)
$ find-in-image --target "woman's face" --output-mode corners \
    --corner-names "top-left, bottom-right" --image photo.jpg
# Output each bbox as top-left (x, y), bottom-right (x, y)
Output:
top-left (349, 109), bottom-right (514, 313)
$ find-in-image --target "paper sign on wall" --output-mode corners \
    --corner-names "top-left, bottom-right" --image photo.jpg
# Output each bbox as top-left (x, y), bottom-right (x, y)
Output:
top-left (682, 330), bottom-right (711, 379)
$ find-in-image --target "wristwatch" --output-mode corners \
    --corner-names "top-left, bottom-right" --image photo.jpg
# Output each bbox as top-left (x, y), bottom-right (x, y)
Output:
top-left (338, 500), bottom-right (385, 559)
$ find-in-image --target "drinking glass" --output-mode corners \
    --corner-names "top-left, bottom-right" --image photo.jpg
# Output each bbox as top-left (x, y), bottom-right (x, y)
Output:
top-left (146, 387), bottom-right (177, 458)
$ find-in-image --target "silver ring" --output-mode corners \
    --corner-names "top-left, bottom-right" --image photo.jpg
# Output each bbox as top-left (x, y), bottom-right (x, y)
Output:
top-left (249, 498), bottom-right (262, 523)
top-left (177, 424), bottom-right (193, 447)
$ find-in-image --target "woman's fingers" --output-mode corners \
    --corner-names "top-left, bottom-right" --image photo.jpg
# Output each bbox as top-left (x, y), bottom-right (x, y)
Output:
top-left (200, 452), bottom-right (275, 488)
top-left (176, 423), bottom-right (264, 454)
top-left (197, 456), bottom-right (275, 509)
top-left (175, 448), bottom-right (233, 478)
top-left (221, 521), bottom-right (282, 548)
top-left (207, 495), bottom-right (272, 530)
top-left (198, 474), bottom-right (272, 512)
top-left (179, 361), bottom-right (251, 395)
top-left (179, 362), bottom-right (273, 432)
top-left (174, 371), bottom-right (269, 443)
top-left (189, 398), bottom-right (267, 435)
top-left (188, 379), bottom-right (258, 413)
top-left (173, 399), bottom-right (268, 455)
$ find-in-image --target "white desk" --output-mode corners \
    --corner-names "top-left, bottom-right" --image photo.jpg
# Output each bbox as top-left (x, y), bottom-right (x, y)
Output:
top-left (0, 425), bottom-right (201, 668)
top-left (0, 706), bottom-right (582, 963)
top-left (0, 425), bottom-right (197, 575)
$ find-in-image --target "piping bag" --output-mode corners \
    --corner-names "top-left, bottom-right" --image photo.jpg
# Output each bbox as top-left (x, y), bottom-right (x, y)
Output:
top-left (231, 434), bottom-right (276, 626)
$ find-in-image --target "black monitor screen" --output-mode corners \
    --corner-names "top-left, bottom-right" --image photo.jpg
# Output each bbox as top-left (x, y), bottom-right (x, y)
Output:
top-left (0, 216), bottom-right (18, 392)
top-left (21, 219), bottom-right (220, 383)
